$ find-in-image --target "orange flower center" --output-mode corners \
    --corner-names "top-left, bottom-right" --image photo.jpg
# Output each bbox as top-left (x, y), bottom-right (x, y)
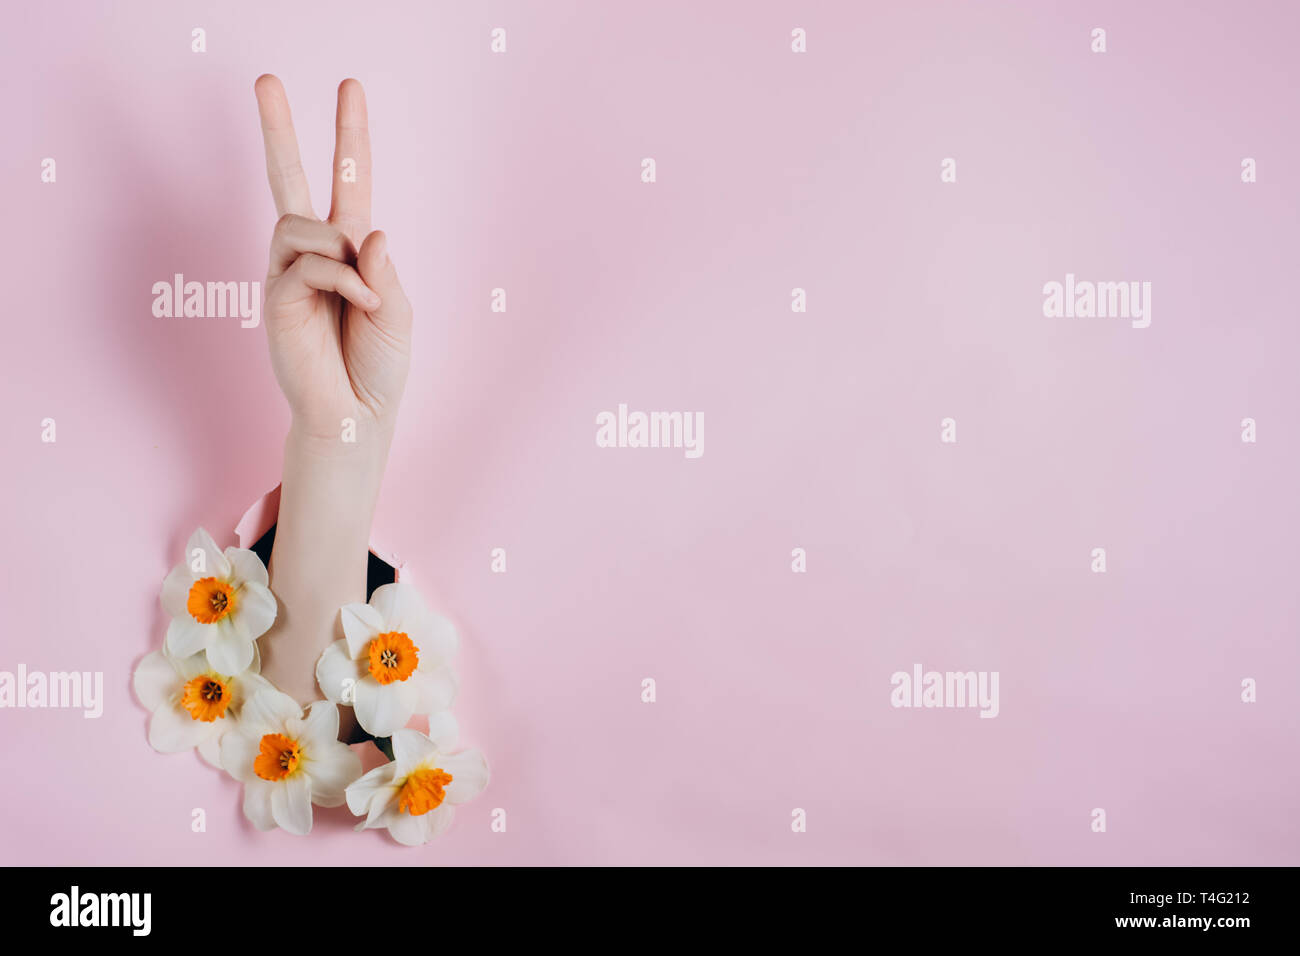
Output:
top-left (187, 577), bottom-right (235, 624)
top-left (254, 733), bottom-right (301, 781)
top-left (180, 675), bottom-right (231, 722)
top-left (367, 632), bottom-right (419, 684)
top-left (398, 767), bottom-right (454, 816)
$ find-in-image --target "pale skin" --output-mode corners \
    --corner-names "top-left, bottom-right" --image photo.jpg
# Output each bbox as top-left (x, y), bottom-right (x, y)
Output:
top-left (252, 75), bottom-right (412, 739)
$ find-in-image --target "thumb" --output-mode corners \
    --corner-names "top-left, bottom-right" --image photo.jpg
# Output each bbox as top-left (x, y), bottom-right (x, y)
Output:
top-left (356, 230), bottom-right (412, 335)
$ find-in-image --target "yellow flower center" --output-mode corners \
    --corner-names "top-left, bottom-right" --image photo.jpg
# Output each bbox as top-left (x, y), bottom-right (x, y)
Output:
top-left (187, 577), bottom-right (235, 624)
top-left (254, 733), bottom-right (301, 781)
top-left (180, 675), bottom-right (231, 722)
top-left (367, 632), bottom-right (419, 684)
top-left (398, 767), bottom-right (454, 815)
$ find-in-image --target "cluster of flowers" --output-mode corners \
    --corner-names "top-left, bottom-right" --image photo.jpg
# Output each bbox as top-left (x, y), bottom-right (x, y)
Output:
top-left (133, 528), bottom-right (487, 845)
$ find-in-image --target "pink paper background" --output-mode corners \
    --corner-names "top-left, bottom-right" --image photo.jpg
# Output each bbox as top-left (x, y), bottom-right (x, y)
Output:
top-left (3, 0), bottom-right (1298, 865)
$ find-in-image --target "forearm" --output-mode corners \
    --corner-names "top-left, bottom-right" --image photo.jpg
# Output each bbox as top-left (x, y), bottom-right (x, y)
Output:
top-left (260, 421), bottom-right (393, 706)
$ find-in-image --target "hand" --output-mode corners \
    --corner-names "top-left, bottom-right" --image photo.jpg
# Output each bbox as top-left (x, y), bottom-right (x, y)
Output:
top-left (252, 76), bottom-right (410, 717)
top-left (255, 75), bottom-right (412, 445)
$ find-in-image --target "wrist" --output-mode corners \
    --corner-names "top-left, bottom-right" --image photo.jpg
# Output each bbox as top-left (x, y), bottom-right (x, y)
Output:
top-left (286, 413), bottom-right (396, 465)
top-left (259, 417), bottom-right (396, 709)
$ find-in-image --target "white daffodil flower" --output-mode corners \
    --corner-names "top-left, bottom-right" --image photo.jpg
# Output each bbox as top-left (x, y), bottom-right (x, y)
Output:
top-left (132, 649), bottom-right (271, 766)
top-left (345, 713), bottom-right (489, 846)
top-left (315, 582), bottom-right (459, 738)
top-left (160, 527), bottom-right (277, 675)
top-left (219, 687), bottom-right (362, 836)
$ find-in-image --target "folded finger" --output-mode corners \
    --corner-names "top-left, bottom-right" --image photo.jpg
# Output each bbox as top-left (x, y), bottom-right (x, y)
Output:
top-left (277, 253), bottom-right (381, 312)
top-left (269, 214), bottom-right (357, 277)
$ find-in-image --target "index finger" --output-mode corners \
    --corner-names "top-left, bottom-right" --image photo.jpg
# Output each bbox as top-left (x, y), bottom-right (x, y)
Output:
top-left (328, 78), bottom-right (372, 243)
top-left (254, 74), bottom-right (315, 218)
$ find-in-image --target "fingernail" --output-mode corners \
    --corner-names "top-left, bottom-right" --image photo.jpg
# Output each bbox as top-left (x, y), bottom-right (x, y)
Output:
top-left (365, 290), bottom-right (382, 308)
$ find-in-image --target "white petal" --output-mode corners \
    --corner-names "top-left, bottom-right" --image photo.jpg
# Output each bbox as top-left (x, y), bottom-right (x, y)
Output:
top-left (148, 702), bottom-right (219, 753)
top-left (369, 582), bottom-right (429, 634)
top-left (363, 798), bottom-right (405, 833)
top-left (411, 665), bottom-right (458, 715)
top-left (197, 733), bottom-right (224, 768)
top-left (284, 714), bottom-right (307, 741)
top-left (360, 787), bottom-right (401, 829)
top-left (353, 677), bottom-right (417, 738)
top-left (207, 620), bottom-right (255, 675)
top-left (441, 748), bottom-right (490, 805)
top-left (412, 611), bottom-right (459, 667)
top-left (160, 563), bottom-right (195, 618)
top-left (315, 641), bottom-right (363, 704)
top-left (425, 711), bottom-right (460, 752)
top-left (385, 808), bottom-right (432, 846)
top-left (389, 804), bottom-right (454, 846)
top-left (132, 651), bottom-right (178, 712)
top-left (308, 742), bottom-right (363, 808)
top-left (271, 774), bottom-right (314, 835)
top-left (230, 671), bottom-right (273, 712)
top-left (341, 603), bottom-right (384, 658)
top-left (345, 763), bottom-right (397, 818)
top-left (239, 686), bottom-right (301, 736)
top-left (299, 700), bottom-right (339, 752)
top-left (224, 547), bottom-right (269, 588)
top-left (172, 651), bottom-right (211, 680)
top-left (186, 527), bottom-right (232, 580)
top-left (426, 804), bottom-right (457, 841)
top-left (234, 581), bottom-right (277, 640)
top-left (391, 728), bottom-right (440, 778)
top-left (242, 779), bottom-right (277, 830)
top-left (220, 730), bottom-right (262, 783)
top-left (165, 617), bottom-right (210, 660)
